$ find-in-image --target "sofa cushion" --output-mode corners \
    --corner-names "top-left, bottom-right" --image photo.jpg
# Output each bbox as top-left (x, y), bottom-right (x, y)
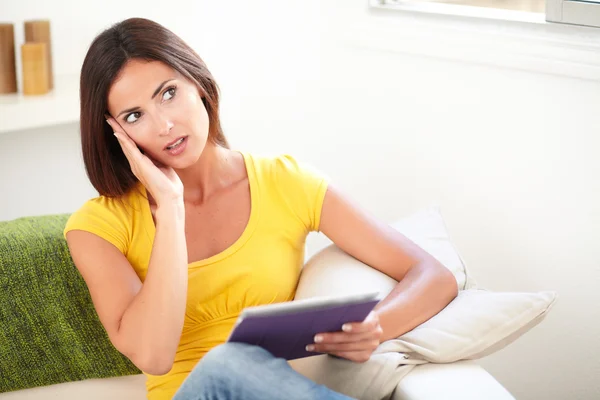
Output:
top-left (0, 375), bottom-right (146, 400)
top-left (0, 214), bottom-right (140, 394)
top-left (296, 206), bottom-right (475, 302)
top-left (292, 206), bottom-right (555, 399)
top-left (391, 360), bottom-right (515, 400)
top-left (389, 206), bottom-right (477, 290)
top-left (375, 289), bottom-right (556, 363)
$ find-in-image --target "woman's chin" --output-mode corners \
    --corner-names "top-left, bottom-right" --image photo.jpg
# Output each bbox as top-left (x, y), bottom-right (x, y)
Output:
top-left (166, 151), bottom-right (201, 170)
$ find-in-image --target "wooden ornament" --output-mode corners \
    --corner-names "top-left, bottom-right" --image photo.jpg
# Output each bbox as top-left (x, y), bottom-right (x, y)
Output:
top-left (21, 42), bottom-right (49, 95)
top-left (0, 23), bottom-right (18, 94)
top-left (24, 20), bottom-right (53, 89)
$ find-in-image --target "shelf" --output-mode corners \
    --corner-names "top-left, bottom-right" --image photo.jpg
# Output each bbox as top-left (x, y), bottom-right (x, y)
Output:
top-left (0, 74), bottom-right (80, 135)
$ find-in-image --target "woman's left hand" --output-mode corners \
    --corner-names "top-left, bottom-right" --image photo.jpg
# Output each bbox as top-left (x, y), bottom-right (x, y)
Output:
top-left (306, 311), bottom-right (383, 363)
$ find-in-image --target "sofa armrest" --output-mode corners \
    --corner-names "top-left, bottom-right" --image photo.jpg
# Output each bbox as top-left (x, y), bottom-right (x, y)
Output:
top-left (391, 360), bottom-right (515, 400)
top-left (0, 375), bottom-right (146, 400)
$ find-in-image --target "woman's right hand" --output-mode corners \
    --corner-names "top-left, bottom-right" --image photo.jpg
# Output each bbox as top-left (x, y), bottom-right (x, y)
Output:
top-left (106, 117), bottom-right (184, 207)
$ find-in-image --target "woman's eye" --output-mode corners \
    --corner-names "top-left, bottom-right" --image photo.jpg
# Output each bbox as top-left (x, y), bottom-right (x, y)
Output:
top-left (126, 112), bottom-right (140, 123)
top-left (163, 87), bottom-right (176, 101)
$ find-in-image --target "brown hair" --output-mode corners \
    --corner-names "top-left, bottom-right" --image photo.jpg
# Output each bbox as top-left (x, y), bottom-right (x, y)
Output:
top-left (80, 17), bottom-right (229, 197)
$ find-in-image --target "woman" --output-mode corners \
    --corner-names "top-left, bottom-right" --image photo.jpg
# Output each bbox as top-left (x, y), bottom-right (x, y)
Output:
top-left (65, 17), bottom-right (457, 400)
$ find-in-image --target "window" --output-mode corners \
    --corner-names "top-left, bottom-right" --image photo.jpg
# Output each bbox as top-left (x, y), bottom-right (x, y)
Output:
top-left (546, 0), bottom-right (600, 27)
top-left (400, 0), bottom-right (544, 13)
top-left (374, 0), bottom-right (600, 28)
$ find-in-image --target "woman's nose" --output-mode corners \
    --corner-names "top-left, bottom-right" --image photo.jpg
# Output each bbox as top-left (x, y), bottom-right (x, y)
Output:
top-left (155, 112), bottom-right (174, 136)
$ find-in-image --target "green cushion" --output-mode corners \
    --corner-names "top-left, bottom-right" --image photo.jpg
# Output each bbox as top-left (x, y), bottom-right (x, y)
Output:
top-left (0, 214), bottom-right (140, 393)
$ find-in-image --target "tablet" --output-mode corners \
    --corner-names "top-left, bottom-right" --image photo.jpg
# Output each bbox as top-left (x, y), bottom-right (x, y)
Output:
top-left (226, 292), bottom-right (381, 360)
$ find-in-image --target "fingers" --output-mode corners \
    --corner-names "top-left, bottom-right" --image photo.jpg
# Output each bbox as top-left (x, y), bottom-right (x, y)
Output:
top-left (341, 311), bottom-right (379, 334)
top-left (307, 331), bottom-right (380, 363)
top-left (104, 116), bottom-right (183, 203)
top-left (105, 116), bottom-right (124, 138)
top-left (308, 338), bottom-right (380, 353)
top-left (106, 117), bottom-right (156, 167)
top-left (311, 312), bottom-right (381, 345)
top-left (307, 312), bottom-right (382, 357)
top-left (112, 129), bottom-right (135, 164)
top-left (106, 117), bottom-right (142, 179)
top-left (308, 330), bottom-right (382, 353)
top-left (106, 118), bottom-right (148, 165)
top-left (106, 118), bottom-right (136, 154)
top-left (312, 325), bottom-right (382, 345)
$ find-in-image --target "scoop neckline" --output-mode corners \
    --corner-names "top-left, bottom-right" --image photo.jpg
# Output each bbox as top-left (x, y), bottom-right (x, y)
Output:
top-left (140, 151), bottom-right (259, 268)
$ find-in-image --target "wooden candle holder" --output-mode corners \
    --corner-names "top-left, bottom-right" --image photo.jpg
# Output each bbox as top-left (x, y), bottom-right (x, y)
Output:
top-left (21, 42), bottom-right (49, 95)
top-left (0, 23), bottom-right (18, 94)
top-left (24, 20), bottom-right (53, 90)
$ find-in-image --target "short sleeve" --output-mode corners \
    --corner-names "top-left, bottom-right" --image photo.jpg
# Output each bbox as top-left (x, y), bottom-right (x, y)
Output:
top-left (63, 196), bottom-right (131, 254)
top-left (273, 155), bottom-right (329, 232)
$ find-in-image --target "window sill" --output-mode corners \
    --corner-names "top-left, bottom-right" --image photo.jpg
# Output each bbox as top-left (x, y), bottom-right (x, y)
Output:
top-left (370, 0), bottom-right (546, 24)
top-left (344, 0), bottom-right (600, 82)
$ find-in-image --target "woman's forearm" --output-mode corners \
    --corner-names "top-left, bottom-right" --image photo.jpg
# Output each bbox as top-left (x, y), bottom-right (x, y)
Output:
top-left (117, 203), bottom-right (188, 374)
top-left (374, 261), bottom-right (458, 342)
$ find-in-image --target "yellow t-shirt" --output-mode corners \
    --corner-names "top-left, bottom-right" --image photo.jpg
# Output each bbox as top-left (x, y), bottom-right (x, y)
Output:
top-left (63, 153), bottom-right (329, 400)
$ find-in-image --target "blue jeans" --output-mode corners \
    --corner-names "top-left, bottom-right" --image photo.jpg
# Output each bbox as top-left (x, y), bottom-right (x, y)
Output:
top-left (173, 342), bottom-right (355, 400)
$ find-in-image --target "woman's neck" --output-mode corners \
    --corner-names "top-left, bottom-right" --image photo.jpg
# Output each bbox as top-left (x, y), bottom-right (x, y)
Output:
top-left (174, 142), bottom-right (241, 206)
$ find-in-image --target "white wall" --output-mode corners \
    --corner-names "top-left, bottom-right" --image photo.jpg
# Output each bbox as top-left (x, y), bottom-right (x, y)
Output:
top-left (1, 1), bottom-right (599, 399)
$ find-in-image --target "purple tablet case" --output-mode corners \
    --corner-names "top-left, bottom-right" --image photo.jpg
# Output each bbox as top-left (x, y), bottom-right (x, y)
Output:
top-left (227, 299), bottom-right (380, 360)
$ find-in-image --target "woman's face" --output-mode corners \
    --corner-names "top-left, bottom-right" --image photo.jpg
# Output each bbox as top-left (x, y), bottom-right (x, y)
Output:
top-left (107, 59), bottom-right (209, 169)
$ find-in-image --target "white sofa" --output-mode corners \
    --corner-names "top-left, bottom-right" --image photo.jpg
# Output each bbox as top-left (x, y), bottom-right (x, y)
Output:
top-left (0, 208), bottom-right (519, 399)
top-left (0, 360), bottom-right (514, 400)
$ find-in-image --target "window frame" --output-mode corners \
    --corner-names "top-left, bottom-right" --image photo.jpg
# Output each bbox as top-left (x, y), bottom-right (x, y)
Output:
top-left (371, 0), bottom-right (545, 24)
top-left (546, 0), bottom-right (600, 28)
top-left (373, 0), bottom-right (600, 28)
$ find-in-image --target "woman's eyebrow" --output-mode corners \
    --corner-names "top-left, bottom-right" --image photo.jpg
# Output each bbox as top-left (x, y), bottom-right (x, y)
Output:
top-left (151, 79), bottom-right (175, 99)
top-left (116, 79), bottom-right (176, 118)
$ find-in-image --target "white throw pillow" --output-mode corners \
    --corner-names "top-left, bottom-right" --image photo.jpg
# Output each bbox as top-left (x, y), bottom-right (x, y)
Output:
top-left (374, 288), bottom-right (557, 363)
top-left (389, 206), bottom-right (477, 290)
top-left (292, 206), bottom-right (556, 399)
top-left (296, 206), bottom-right (475, 302)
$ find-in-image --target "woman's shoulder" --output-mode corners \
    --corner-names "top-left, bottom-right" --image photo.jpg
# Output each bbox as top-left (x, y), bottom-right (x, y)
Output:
top-left (63, 185), bottom-right (146, 250)
top-left (243, 152), bottom-right (326, 183)
top-left (243, 151), bottom-right (295, 169)
top-left (69, 185), bottom-right (144, 220)
top-left (243, 152), bottom-right (329, 231)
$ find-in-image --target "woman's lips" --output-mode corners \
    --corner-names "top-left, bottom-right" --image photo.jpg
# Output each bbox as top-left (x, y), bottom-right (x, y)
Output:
top-left (164, 136), bottom-right (188, 156)
top-left (164, 136), bottom-right (186, 150)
